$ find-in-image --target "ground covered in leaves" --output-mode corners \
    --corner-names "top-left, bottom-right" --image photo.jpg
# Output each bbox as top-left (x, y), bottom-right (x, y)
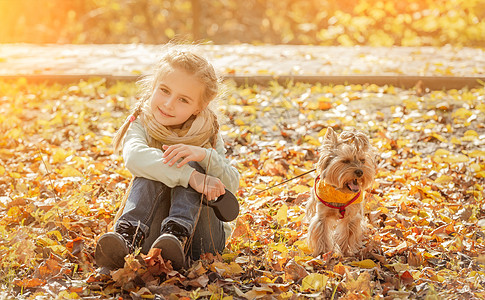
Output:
top-left (0, 78), bottom-right (484, 299)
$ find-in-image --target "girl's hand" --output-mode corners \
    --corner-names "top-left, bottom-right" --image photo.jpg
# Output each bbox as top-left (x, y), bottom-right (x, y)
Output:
top-left (189, 171), bottom-right (225, 201)
top-left (162, 144), bottom-right (206, 168)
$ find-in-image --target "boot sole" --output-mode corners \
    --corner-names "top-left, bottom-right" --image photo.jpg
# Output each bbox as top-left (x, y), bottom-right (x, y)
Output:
top-left (151, 233), bottom-right (185, 270)
top-left (95, 232), bottom-right (129, 269)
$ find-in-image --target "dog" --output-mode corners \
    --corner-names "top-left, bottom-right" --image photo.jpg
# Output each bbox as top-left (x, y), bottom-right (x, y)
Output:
top-left (306, 127), bottom-right (376, 256)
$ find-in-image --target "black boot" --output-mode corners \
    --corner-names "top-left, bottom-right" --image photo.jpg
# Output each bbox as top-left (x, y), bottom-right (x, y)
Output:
top-left (151, 221), bottom-right (188, 270)
top-left (95, 220), bottom-right (145, 269)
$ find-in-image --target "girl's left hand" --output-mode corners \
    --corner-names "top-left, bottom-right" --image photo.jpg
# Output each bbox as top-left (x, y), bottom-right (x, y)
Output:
top-left (162, 144), bottom-right (206, 167)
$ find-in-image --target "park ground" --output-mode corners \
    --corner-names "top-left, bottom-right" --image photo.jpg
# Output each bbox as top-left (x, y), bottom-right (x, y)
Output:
top-left (0, 44), bottom-right (484, 299)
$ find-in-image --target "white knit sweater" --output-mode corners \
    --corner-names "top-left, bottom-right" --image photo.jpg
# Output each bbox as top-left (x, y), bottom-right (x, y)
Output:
top-left (122, 119), bottom-right (240, 194)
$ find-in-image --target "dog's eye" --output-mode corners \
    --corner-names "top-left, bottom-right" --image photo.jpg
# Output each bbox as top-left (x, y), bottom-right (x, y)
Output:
top-left (343, 159), bottom-right (351, 164)
top-left (360, 159), bottom-right (365, 163)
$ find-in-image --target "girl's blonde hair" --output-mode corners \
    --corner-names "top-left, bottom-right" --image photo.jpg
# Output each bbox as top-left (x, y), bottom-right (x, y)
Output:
top-left (112, 44), bottom-right (220, 152)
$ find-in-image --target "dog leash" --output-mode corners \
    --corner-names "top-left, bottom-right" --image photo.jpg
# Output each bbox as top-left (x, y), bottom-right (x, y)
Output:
top-left (313, 175), bottom-right (361, 219)
top-left (248, 168), bottom-right (316, 196)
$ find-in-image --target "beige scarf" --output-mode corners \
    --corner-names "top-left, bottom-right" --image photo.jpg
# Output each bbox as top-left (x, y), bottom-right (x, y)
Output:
top-left (141, 102), bottom-right (216, 149)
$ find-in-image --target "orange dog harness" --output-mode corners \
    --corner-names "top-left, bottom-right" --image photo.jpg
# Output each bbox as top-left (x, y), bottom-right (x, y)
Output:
top-left (314, 175), bottom-right (362, 219)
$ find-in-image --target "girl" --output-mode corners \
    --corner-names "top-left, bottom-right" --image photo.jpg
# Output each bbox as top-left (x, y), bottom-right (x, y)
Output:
top-left (95, 46), bottom-right (240, 271)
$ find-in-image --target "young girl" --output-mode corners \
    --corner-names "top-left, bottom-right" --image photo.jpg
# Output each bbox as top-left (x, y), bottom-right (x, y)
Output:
top-left (95, 46), bottom-right (240, 270)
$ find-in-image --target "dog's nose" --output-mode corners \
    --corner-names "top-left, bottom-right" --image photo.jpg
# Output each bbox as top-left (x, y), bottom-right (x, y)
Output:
top-left (355, 169), bottom-right (363, 177)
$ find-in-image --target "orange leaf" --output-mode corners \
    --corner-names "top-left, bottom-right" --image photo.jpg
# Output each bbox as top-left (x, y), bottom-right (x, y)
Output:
top-left (14, 278), bottom-right (46, 288)
top-left (400, 270), bottom-right (414, 285)
top-left (319, 101), bottom-right (332, 110)
top-left (333, 262), bottom-right (350, 275)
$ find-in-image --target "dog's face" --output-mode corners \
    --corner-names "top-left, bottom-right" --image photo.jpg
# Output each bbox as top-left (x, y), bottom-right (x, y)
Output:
top-left (317, 128), bottom-right (376, 194)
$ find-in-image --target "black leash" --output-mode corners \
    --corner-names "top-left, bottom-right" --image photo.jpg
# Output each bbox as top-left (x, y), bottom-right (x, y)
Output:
top-left (248, 168), bottom-right (316, 196)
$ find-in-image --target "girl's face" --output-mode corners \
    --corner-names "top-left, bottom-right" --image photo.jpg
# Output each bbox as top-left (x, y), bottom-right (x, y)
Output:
top-left (150, 67), bottom-right (206, 127)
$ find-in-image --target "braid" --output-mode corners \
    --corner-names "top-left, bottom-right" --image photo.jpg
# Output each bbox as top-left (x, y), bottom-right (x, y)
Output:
top-left (210, 111), bottom-right (220, 147)
top-left (112, 100), bottom-right (145, 153)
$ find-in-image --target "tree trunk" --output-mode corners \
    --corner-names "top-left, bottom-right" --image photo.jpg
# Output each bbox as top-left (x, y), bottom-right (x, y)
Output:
top-left (191, 0), bottom-right (201, 41)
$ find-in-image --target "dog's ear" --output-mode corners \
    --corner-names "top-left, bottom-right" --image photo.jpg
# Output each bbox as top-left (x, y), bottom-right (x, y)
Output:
top-left (352, 131), bottom-right (370, 151)
top-left (340, 129), bottom-right (370, 151)
top-left (323, 127), bottom-right (338, 145)
top-left (317, 155), bottom-right (332, 177)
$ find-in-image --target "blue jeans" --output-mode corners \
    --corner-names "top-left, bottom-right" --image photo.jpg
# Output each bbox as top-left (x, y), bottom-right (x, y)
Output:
top-left (116, 162), bottom-right (226, 260)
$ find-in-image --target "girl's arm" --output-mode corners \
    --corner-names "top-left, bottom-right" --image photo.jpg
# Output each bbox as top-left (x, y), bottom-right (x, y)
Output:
top-left (198, 134), bottom-right (240, 194)
top-left (161, 134), bottom-right (240, 194)
top-left (122, 119), bottom-right (195, 188)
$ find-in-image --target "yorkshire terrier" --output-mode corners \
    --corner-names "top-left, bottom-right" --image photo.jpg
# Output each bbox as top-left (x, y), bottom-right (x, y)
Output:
top-left (306, 127), bottom-right (376, 256)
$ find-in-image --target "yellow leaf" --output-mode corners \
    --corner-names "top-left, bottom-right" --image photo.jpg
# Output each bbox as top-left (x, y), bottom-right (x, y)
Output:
top-left (443, 154), bottom-right (469, 164)
top-left (9, 172), bottom-right (21, 179)
top-left (291, 185), bottom-right (309, 193)
top-left (293, 240), bottom-right (312, 254)
top-left (242, 286), bottom-right (273, 299)
top-left (470, 163), bottom-right (481, 172)
top-left (475, 171), bottom-right (485, 178)
top-left (291, 213), bottom-right (305, 223)
top-left (50, 245), bottom-right (68, 256)
top-left (451, 137), bottom-right (461, 144)
top-left (317, 128), bottom-right (328, 137)
top-left (468, 150), bottom-right (485, 158)
top-left (434, 175), bottom-right (453, 184)
top-left (48, 230), bottom-right (63, 241)
top-left (403, 99), bottom-right (419, 110)
top-left (0, 165), bottom-right (5, 176)
top-left (256, 276), bottom-right (273, 284)
top-left (243, 106), bottom-right (257, 114)
top-left (345, 271), bottom-right (371, 294)
top-left (276, 204), bottom-right (288, 226)
top-left (52, 148), bottom-right (70, 164)
top-left (464, 130), bottom-right (478, 137)
top-left (430, 133), bottom-right (447, 143)
top-left (210, 261), bottom-right (243, 277)
top-left (57, 291), bottom-right (79, 299)
top-left (7, 206), bottom-right (20, 217)
top-left (6, 128), bottom-right (22, 139)
top-left (59, 166), bottom-right (83, 178)
top-left (291, 166), bottom-right (309, 176)
top-left (385, 262), bottom-right (409, 272)
top-left (434, 149), bottom-right (450, 157)
top-left (404, 124), bottom-right (419, 132)
top-left (270, 242), bottom-right (288, 254)
top-left (220, 125), bottom-right (231, 131)
top-left (101, 136), bottom-right (112, 145)
top-left (476, 103), bottom-right (485, 112)
top-left (234, 119), bottom-right (245, 126)
top-left (37, 237), bottom-right (57, 247)
top-left (301, 273), bottom-right (328, 292)
top-left (452, 108), bottom-right (473, 119)
top-left (252, 183), bottom-right (267, 191)
top-left (350, 259), bottom-right (377, 269)
top-left (115, 168), bottom-right (132, 178)
top-left (303, 135), bottom-right (321, 146)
